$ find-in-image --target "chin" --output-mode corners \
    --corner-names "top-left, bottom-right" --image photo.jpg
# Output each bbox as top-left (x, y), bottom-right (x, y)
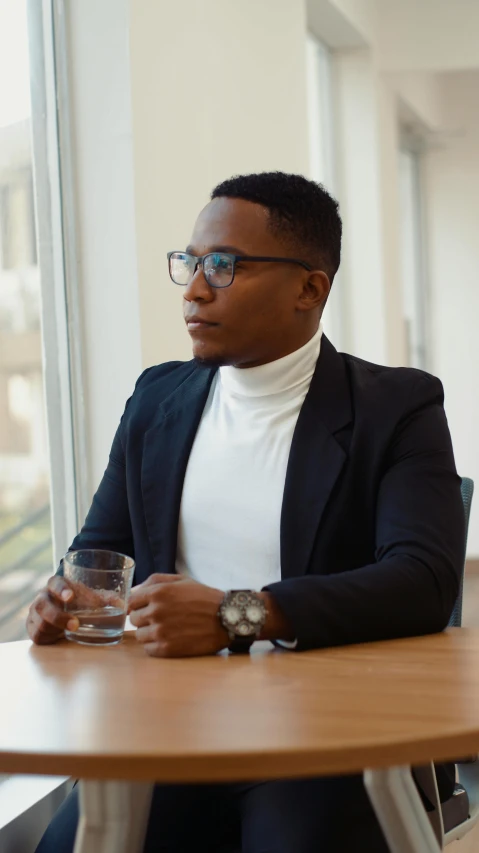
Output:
top-left (193, 354), bottom-right (231, 368)
top-left (192, 344), bottom-right (237, 368)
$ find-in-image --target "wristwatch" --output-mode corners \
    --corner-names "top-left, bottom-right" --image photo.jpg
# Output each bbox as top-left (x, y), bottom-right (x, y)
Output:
top-left (218, 590), bottom-right (267, 653)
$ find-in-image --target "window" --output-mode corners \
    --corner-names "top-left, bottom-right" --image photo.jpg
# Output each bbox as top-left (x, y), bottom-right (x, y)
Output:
top-left (0, 0), bottom-right (78, 642)
top-left (305, 34), bottom-right (345, 350)
top-left (306, 36), bottom-right (335, 191)
top-left (0, 171), bottom-right (37, 270)
top-left (398, 143), bottom-right (429, 369)
top-left (0, 2), bottom-right (52, 641)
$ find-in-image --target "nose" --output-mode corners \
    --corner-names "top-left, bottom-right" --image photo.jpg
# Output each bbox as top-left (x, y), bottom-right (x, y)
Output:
top-left (183, 264), bottom-right (215, 303)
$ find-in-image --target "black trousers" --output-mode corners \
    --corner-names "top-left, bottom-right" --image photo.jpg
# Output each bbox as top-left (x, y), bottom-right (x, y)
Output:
top-left (35, 774), bottom-right (389, 853)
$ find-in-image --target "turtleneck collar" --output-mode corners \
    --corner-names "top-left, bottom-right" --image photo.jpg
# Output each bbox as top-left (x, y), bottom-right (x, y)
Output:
top-left (219, 323), bottom-right (323, 398)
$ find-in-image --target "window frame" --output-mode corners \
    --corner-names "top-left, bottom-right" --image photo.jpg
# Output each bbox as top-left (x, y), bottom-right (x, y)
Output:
top-left (398, 134), bottom-right (430, 371)
top-left (305, 34), bottom-right (345, 351)
top-left (27, 0), bottom-right (88, 563)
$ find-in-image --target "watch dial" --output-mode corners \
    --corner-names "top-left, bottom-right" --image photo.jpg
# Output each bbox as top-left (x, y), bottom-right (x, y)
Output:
top-left (224, 605), bottom-right (241, 625)
top-left (237, 620), bottom-right (254, 636)
top-left (245, 604), bottom-right (263, 623)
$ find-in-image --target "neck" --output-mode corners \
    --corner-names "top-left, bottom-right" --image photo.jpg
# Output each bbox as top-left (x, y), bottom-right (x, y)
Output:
top-left (237, 324), bottom-right (321, 369)
top-left (219, 323), bottom-right (323, 398)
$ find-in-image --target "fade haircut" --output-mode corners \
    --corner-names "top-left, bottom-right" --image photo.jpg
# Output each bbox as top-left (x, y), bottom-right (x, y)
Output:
top-left (211, 171), bottom-right (342, 283)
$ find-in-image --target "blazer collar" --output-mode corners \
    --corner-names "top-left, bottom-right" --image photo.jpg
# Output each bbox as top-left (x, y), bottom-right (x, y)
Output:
top-left (280, 335), bottom-right (352, 579)
top-left (306, 334), bottom-right (352, 435)
top-left (141, 364), bottom-right (217, 575)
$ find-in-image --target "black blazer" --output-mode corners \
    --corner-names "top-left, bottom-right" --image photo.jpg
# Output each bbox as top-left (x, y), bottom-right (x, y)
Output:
top-left (66, 335), bottom-right (464, 652)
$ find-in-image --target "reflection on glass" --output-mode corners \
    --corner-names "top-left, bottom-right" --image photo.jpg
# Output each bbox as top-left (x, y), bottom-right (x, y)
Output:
top-left (0, 0), bottom-right (53, 642)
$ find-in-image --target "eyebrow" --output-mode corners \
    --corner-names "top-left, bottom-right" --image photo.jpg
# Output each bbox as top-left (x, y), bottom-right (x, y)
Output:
top-left (185, 244), bottom-right (246, 256)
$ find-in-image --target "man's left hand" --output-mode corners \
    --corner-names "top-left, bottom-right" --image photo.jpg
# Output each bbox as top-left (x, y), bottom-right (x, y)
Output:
top-left (128, 574), bottom-right (229, 658)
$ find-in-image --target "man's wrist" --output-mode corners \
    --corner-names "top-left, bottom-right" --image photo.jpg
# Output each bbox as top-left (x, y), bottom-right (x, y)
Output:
top-left (215, 590), bottom-right (294, 647)
top-left (211, 589), bottom-right (230, 649)
top-left (257, 592), bottom-right (295, 642)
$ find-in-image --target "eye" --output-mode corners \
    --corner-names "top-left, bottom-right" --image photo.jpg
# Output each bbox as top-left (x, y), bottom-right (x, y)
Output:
top-left (213, 255), bottom-right (231, 271)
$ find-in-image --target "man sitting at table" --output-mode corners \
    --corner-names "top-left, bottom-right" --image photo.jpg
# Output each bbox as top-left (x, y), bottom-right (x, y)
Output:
top-left (28, 172), bottom-right (464, 853)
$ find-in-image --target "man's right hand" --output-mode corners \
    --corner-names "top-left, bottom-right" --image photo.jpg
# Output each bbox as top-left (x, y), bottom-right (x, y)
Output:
top-left (27, 576), bottom-right (79, 645)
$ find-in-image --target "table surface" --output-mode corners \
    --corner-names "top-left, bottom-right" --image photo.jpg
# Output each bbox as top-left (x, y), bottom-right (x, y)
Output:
top-left (3, 629), bottom-right (479, 783)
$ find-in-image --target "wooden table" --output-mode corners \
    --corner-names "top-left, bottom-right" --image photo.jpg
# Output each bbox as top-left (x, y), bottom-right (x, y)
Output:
top-left (3, 630), bottom-right (479, 853)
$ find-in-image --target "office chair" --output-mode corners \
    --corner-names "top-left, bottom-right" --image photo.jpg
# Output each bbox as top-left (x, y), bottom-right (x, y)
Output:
top-left (413, 477), bottom-right (477, 848)
top-left (442, 477), bottom-right (478, 845)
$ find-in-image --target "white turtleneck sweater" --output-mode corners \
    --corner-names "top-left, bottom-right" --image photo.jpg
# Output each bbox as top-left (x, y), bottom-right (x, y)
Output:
top-left (175, 324), bottom-right (323, 595)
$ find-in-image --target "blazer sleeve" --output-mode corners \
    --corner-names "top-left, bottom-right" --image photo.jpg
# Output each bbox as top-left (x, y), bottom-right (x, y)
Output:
top-left (264, 374), bottom-right (465, 651)
top-left (57, 368), bottom-right (152, 574)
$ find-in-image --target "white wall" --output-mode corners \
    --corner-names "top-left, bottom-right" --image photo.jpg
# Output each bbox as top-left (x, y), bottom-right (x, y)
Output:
top-left (377, 0), bottom-right (479, 72)
top-left (330, 0), bottom-right (378, 43)
top-left (128, 0), bottom-right (310, 369)
top-left (425, 72), bottom-right (479, 556)
top-left (388, 72), bottom-right (444, 133)
top-left (307, 0), bottom-right (369, 49)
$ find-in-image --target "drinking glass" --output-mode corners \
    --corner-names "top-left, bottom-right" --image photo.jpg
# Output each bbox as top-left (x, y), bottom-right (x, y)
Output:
top-left (63, 550), bottom-right (135, 646)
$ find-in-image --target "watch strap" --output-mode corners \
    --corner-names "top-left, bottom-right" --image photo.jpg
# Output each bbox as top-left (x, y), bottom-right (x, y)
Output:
top-left (228, 635), bottom-right (255, 654)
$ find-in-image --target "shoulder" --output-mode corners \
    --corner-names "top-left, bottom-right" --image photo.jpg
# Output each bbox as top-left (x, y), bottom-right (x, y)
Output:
top-left (133, 359), bottom-right (197, 394)
top-left (342, 351), bottom-right (444, 409)
top-left (333, 350), bottom-right (450, 456)
top-left (121, 359), bottom-right (198, 424)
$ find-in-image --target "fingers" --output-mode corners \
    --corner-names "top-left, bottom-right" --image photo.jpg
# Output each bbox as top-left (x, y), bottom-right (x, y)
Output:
top-left (128, 584), bottom-right (166, 613)
top-left (66, 580), bottom-right (119, 610)
top-left (129, 603), bottom-right (155, 629)
top-left (128, 589), bottom-right (152, 612)
top-left (144, 642), bottom-right (171, 658)
top-left (27, 607), bottom-right (63, 645)
top-left (47, 575), bottom-right (75, 605)
top-left (27, 577), bottom-right (80, 645)
top-left (135, 624), bottom-right (172, 657)
top-left (37, 590), bottom-right (76, 630)
top-left (128, 574), bottom-right (183, 612)
top-left (135, 623), bottom-right (159, 645)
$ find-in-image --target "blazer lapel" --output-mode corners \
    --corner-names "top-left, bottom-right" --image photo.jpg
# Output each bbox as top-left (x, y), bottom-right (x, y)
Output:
top-left (280, 336), bottom-right (352, 579)
top-left (141, 365), bottom-right (216, 575)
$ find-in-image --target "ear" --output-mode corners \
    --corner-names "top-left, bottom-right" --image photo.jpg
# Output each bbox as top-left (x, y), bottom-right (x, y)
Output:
top-left (296, 270), bottom-right (331, 313)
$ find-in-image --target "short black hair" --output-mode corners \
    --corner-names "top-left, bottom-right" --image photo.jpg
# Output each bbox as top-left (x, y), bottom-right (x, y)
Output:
top-left (211, 171), bottom-right (342, 283)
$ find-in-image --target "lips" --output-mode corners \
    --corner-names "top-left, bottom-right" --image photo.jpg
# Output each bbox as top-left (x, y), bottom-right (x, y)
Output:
top-left (185, 317), bottom-right (218, 329)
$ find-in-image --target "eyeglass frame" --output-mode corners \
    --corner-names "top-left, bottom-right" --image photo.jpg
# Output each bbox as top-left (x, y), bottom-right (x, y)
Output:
top-left (167, 251), bottom-right (313, 289)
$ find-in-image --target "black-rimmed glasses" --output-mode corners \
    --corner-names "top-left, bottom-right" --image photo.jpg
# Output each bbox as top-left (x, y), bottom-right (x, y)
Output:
top-left (167, 251), bottom-right (312, 289)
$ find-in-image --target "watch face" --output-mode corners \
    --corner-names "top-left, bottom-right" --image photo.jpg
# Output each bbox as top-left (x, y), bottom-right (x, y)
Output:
top-left (237, 620), bottom-right (254, 636)
top-left (220, 591), bottom-right (264, 638)
top-left (223, 605), bottom-right (241, 626)
top-left (245, 604), bottom-right (264, 624)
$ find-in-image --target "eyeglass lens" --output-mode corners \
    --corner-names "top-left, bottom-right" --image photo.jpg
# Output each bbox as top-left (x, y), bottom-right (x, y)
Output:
top-left (169, 253), bottom-right (234, 288)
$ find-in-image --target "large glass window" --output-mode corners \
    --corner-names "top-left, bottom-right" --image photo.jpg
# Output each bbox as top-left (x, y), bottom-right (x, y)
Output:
top-left (0, 0), bottom-right (53, 641)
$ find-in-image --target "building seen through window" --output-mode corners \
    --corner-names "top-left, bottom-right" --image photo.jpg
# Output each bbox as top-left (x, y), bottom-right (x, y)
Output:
top-left (0, 1), bottom-right (53, 642)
